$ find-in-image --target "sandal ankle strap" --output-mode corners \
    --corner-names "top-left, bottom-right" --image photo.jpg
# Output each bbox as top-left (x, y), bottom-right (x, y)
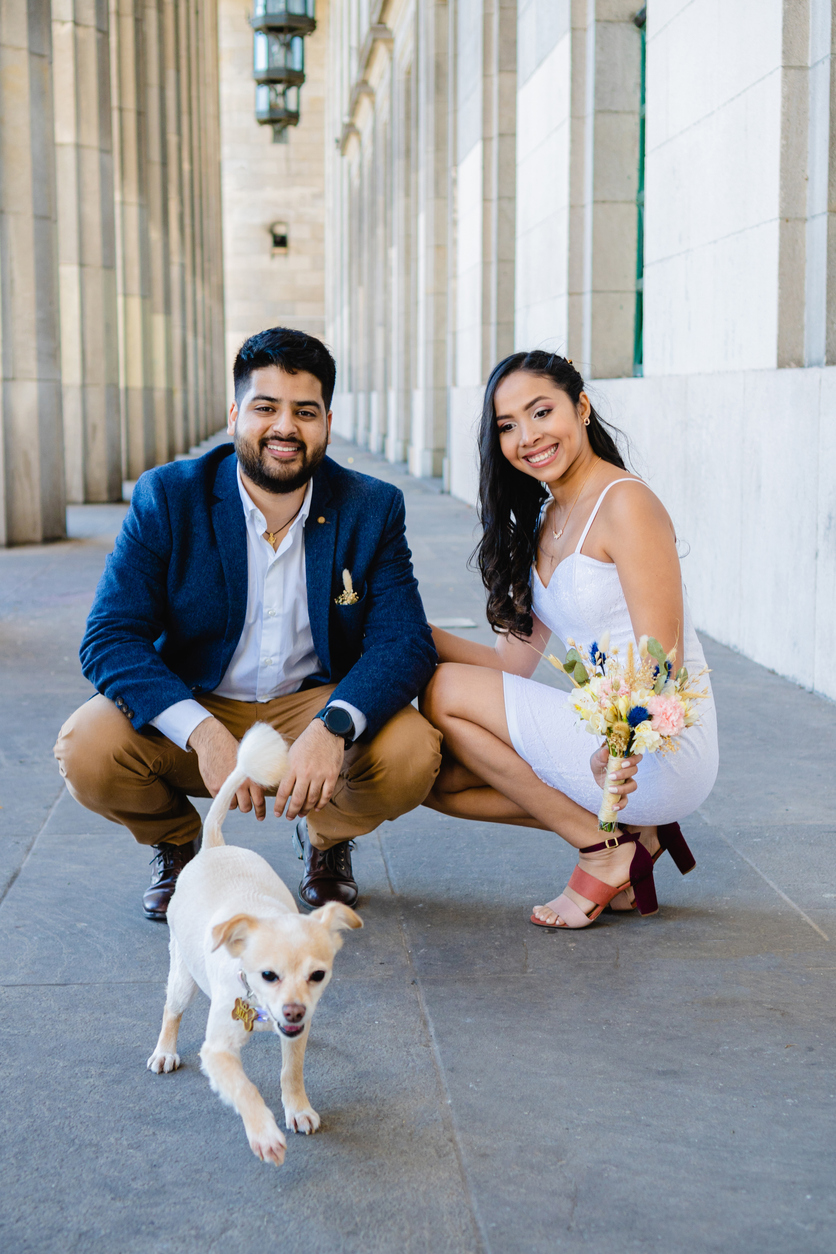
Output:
top-left (578, 829), bottom-right (638, 855)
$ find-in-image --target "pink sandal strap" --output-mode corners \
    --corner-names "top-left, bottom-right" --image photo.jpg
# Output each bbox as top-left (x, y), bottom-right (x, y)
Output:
top-left (567, 864), bottom-right (622, 907)
top-left (534, 894), bottom-right (591, 929)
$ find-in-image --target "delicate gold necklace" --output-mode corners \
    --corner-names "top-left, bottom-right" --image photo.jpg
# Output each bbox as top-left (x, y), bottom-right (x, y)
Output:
top-left (550, 457), bottom-right (600, 541)
top-left (263, 500), bottom-right (304, 548)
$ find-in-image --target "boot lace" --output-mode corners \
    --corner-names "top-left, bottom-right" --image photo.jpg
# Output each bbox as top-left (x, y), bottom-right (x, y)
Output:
top-left (321, 841), bottom-right (355, 877)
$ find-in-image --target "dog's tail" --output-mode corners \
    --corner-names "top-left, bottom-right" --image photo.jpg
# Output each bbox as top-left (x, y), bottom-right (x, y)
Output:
top-left (202, 723), bottom-right (290, 849)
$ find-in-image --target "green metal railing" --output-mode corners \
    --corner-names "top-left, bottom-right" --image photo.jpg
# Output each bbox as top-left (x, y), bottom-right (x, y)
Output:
top-left (633, 7), bottom-right (646, 377)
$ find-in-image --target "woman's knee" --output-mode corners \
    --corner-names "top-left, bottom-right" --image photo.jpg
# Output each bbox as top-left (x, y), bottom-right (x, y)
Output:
top-left (419, 662), bottom-right (460, 723)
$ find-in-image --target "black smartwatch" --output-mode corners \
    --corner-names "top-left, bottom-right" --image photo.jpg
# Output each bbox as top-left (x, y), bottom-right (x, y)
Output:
top-left (315, 705), bottom-right (356, 744)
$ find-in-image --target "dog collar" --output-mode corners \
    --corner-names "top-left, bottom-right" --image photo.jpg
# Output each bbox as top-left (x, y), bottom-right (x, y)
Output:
top-left (232, 971), bottom-right (279, 1034)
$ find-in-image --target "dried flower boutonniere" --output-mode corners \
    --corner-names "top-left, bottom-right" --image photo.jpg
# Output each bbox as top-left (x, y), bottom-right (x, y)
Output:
top-left (334, 569), bottom-right (360, 605)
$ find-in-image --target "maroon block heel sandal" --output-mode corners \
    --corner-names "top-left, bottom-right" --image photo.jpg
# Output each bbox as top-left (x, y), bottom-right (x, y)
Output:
top-left (530, 829), bottom-right (659, 930)
top-left (657, 822), bottom-right (696, 875)
top-left (607, 821), bottom-right (696, 912)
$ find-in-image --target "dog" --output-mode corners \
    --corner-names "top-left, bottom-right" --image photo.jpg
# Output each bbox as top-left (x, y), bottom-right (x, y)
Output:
top-left (146, 722), bottom-right (362, 1165)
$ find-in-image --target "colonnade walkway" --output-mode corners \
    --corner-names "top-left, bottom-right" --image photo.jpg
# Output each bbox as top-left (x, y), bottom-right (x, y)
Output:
top-left (1, 435), bottom-right (833, 1253)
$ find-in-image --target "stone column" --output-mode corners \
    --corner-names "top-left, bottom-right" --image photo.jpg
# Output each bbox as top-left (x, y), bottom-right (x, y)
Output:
top-left (110, 0), bottom-right (154, 479)
top-left (568, 0), bottom-right (642, 379)
top-left (388, 60), bottom-right (415, 463)
top-left (52, 0), bottom-right (121, 504)
top-left (480, 0), bottom-right (516, 376)
top-left (142, 0), bottom-right (174, 465)
top-left (177, 0), bottom-right (198, 450)
top-left (0, 0), bottom-right (65, 544)
top-left (201, 0), bottom-right (225, 433)
top-left (409, 0), bottom-right (448, 479)
top-left (161, 0), bottom-right (186, 454)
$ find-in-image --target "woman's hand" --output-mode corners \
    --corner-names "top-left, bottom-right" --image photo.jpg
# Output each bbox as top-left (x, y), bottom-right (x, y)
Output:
top-left (590, 744), bottom-right (641, 812)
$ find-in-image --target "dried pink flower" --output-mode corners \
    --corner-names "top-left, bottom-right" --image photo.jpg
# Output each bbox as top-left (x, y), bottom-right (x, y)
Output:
top-left (647, 693), bottom-right (686, 737)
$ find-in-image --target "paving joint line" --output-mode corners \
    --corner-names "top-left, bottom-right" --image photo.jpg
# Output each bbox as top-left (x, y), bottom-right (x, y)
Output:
top-left (0, 784), bottom-right (66, 909)
top-left (700, 812), bottom-right (830, 942)
top-left (376, 832), bottom-right (490, 1254)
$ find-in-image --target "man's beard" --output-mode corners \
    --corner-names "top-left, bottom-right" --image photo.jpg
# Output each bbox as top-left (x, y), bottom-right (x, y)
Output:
top-left (234, 430), bottom-right (328, 494)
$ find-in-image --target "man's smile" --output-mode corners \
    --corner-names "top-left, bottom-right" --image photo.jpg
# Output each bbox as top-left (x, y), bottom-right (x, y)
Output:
top-left (263, 439), bottom-right (304, 460)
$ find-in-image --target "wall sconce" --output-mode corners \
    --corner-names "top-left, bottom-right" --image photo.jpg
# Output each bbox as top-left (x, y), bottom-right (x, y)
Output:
top-left (270, 221), bottom-right (289, 253)
top-left (251, 1), bottom-right (316, 143)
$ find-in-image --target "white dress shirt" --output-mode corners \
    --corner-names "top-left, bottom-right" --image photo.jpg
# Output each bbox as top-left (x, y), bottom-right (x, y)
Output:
top-left (150, 465), bottom-right (366, 750)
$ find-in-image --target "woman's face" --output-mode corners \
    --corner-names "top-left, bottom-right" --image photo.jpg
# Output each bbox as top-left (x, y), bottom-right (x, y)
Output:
top-left (493, 371), bottom-right (591, 484)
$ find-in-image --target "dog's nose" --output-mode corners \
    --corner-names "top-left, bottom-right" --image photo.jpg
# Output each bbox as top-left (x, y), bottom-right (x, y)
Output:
top-left (282, 1003), bottom-right (305, 1024)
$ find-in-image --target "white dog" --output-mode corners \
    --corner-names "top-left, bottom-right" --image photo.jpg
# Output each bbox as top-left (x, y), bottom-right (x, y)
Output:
top-left (146, 723), bottom-right (362, 1165)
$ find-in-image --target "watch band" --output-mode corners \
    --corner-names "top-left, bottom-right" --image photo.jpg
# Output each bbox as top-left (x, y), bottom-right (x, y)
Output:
top-left (315, 705), bottom-right (356, 744)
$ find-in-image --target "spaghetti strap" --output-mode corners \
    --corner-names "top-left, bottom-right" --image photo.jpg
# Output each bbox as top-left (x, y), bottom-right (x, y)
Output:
top-left (574, 477), bottom-right (643, 553)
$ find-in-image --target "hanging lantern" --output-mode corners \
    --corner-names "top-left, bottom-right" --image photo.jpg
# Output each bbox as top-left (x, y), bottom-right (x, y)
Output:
top-left (251, 1), bottom-right (316, 142)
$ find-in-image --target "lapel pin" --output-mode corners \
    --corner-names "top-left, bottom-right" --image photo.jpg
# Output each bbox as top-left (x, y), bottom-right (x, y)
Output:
top-left (335, 569), bottom-right (360, 605)
top-left (317, 516), bottom-right (326, 524)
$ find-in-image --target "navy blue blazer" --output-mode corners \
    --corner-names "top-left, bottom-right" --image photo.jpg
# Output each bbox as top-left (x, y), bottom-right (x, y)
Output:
top-left (80, 445), bottom-right (437, 739)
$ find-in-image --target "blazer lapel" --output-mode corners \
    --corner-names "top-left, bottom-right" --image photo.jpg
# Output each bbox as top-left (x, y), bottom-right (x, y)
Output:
top-left (305, 463), bottom-right (337, 674)
top-left (211, 452), bottom-right (249, 652)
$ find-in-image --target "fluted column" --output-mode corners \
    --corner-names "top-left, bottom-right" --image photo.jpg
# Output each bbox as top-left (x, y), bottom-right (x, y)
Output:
top-left (142, 0), bottom-right (174, 465)
top-left (52, 0), bottom-right (121, 503)
top-left (110, 0), bottom-right (154, 479)
top-left (0, 0), bottom-right (65, 544)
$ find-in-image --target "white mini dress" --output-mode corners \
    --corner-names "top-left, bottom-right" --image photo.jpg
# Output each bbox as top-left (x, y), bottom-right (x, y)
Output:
top-left (502, 480), bottom-right (719, 825)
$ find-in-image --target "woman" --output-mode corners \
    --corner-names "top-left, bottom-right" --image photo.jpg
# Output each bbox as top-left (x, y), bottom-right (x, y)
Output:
top-left (421, 352), bottom-right (718, 929)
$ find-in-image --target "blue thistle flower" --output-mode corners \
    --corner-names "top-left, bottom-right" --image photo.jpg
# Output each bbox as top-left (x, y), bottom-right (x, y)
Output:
top-left (627, 705), bottom-right (650, 728)
top-left (590, 641), bottom-right (607, 667)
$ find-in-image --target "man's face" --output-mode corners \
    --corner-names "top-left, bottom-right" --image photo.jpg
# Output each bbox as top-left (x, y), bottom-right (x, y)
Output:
top-left (228, 366), bottom-right (332, 494)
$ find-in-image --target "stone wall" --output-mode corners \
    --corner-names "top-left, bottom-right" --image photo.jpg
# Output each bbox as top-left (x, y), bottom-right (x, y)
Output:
top-left (324, 0), bottom-right (836, 700)
top-left (0, 0), bottom-right (226, 544)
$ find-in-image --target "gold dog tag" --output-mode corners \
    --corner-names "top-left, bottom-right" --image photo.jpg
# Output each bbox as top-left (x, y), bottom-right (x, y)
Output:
top-left (231, 997), bottom-right (257, 1032)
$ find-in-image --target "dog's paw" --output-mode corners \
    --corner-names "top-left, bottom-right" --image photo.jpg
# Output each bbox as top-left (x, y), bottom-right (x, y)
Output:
top-left (247, 1114), bottom-right (287, 1166)
top-left (146, 1050), bottom-right (180, 1074)
top-left (285, 1105), bottom-right (321, 1135)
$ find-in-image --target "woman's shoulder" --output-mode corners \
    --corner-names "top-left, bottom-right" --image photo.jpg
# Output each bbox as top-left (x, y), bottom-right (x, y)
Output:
top-left (596, 473), bottom-right (675, 541)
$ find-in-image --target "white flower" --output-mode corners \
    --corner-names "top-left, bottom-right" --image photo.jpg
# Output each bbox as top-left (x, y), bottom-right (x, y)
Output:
top-left (631, 721), bottom-right (663, 754)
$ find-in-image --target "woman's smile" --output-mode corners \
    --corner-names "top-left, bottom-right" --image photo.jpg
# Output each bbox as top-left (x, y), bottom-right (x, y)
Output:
top-left (523, 442), bottom-right (560, 468)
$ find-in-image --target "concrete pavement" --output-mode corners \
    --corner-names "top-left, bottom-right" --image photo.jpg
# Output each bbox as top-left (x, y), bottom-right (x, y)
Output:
top-left (1, 436), bottom-right (834, 1253)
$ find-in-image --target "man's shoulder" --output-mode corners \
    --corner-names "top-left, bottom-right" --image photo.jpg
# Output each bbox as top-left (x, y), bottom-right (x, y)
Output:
top-left (135, 443), bottom-right (235, 503)
top-left (320, 456), bottom-right (402, 510)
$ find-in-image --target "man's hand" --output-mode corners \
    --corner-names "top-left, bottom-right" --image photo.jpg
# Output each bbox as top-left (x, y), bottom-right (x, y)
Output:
top-left (188, 717), bottom-right (267, 819)
top-left (274, 719), bottom-right (345, 821)
top-left (590, 743), bottom-right (642, 812)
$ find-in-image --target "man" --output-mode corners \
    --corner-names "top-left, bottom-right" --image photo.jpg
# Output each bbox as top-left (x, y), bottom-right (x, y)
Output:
top-left (55, 328), bottom-right (441, 919)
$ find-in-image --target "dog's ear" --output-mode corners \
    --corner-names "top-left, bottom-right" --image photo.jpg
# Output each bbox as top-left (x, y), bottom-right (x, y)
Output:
top-left (310, 902), bottom-right (363, 934)
top-left (211, 913), bottom-right (258, 955)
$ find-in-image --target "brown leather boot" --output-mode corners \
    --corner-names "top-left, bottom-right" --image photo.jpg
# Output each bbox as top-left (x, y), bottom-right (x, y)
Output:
top-left (142, 836), bottom-right (201, 921)
top-left (294, 818), bottom-right (358, 910)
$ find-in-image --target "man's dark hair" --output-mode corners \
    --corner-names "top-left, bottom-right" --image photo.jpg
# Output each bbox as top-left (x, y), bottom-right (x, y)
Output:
top-left (232, 327), bottom-right (337, 409)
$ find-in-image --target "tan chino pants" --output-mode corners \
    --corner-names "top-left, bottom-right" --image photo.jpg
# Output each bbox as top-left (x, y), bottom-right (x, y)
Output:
top-left (54, 688), bottom-right (442, 851)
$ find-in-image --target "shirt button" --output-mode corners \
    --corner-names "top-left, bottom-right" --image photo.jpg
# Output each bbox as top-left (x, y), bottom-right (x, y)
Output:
top-left (266, 609), bottom-right (276, 617)
top-left (263, 658), bottom-right (272, 666)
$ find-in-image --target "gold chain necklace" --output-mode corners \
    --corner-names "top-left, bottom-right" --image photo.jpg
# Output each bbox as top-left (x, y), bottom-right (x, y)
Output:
top-left (263, 500), bottom-right (304, 548)
top-left (550, 457), bottom-right (600, 542)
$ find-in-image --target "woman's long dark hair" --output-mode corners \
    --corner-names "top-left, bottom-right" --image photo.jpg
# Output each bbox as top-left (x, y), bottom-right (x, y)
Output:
top-left (474, 351), bottom-right (627, 639)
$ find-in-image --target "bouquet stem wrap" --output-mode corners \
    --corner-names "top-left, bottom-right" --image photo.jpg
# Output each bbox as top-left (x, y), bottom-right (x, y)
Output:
top-left (598, 751), bottom-right (622, 831)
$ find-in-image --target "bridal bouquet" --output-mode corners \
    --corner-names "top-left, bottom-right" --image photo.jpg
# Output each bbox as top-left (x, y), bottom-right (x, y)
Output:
top-left (546, 633), bottom-right (708, 830)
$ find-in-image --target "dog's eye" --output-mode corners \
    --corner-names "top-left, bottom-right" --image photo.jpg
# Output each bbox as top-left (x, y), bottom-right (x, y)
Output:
top-left (309, 970), bottom-right (326, 983)
top-left (261, 971), bottom-right (280, 983)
